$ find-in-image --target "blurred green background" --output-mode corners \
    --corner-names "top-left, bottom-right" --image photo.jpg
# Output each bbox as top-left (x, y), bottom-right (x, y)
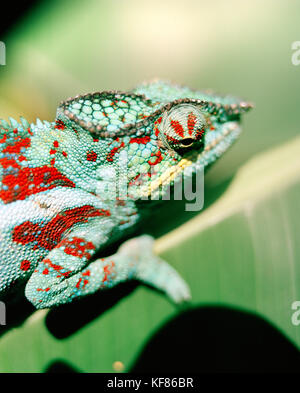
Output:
top-left (0, 0), bottom-right (300, 373)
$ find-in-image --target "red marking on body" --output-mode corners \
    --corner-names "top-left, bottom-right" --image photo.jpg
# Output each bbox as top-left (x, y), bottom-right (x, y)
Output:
top-left (43, 258), bottom-right (71, 278)
top-left (13, 129), bottom-right (18, 134)
top-left (0, 134), bottom-right (7, 143)
top-left (76, 278), bottom-right (82, 289)
top-left (18, 155), bottom-right (27, 162)
top-left (60, 237), bottom-right (95, 259)
top-left (83, 279), bottom-right (89, 288)
top-left (187, 112), bottom-right (197, 136)
top-left (37, 287), bottom-right (50, 292)
top-left (13, 221), bottom-right (40, 245)
top-left (106, 142), bottom-right (125, 162)
top-left (0, 166), bottom-right (75, 204)
top-left (43, 268), bottom-right (49, 275)
top-left (2, 137), bottom-right (31, 154)
top-left (12, 205), bottom-right (110, 251)
top-left (28, 128), bottom-right (34, 136)
top-left (148, 150), bottom-right (163, 166)
top-left (102, 261), bottom-right (115, 283)
top-left (170, 120), bottom-right (184, 138)
top-left (86, 151), bottom-right (98, 162)
top-left (20, 260), bottom-right (31, 271)
top-left (129, 136), bottom-right (151, 144)
top-left (54, 120), bottom-right (65, 130)
top-left (62, 151), bottom-right (68, 157)
top-left (53, 140), bottom-right (59, 148)
top-left (76, 277), bottom-right (89, 290)
top-left (0, 157), bottom-right (20, 169)
top-left (50, 158), bottom-right (55, 166)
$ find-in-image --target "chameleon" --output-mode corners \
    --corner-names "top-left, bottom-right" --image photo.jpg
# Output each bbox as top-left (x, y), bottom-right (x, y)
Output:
top-left (0, 80), bottom-right (252, 309)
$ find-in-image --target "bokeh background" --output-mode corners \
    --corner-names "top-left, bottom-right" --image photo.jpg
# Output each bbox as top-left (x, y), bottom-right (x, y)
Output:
top-left (0, 0), bottom-right (300, 373)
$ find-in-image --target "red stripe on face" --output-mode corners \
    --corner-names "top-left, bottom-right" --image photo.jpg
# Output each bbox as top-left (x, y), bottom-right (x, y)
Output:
top-left (195, 128), bottom-right (205, 140)
top-left (170, 120), bottom-right (185, 138)
top-left (166, 134), bottom-right (180, 144)
top-left (187, 112), bottom-right (197, 136)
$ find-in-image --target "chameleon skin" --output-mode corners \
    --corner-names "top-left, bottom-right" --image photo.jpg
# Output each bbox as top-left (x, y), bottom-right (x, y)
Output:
top-left (0, 80), bottom-right (252, 308)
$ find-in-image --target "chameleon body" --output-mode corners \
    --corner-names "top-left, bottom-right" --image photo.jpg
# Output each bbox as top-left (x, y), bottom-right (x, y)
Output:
top-left (0, 80), bottom-right (252, 308)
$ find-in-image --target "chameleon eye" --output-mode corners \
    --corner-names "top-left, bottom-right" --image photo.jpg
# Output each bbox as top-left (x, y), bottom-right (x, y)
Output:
top-left (180, 138), bottom-right (194, 148)
top-left (157, 104), bottom-right (206, 153)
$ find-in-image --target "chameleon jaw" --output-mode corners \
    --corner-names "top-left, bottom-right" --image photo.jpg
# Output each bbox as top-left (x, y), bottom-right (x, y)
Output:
top-left (140, 153), bottom-right (198, 198)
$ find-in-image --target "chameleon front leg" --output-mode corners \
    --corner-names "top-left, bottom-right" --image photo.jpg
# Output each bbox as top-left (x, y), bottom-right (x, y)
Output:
top-left (116, 235), bottom-right (191, 303)
top-left (25, 228), bottom-right (191, 308)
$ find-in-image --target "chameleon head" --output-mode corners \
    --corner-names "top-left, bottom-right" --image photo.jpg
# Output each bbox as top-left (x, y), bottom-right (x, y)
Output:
top-left (156, 104), bottom-right (206, 154)
top-left (57, 82), bottom-right (253, 201)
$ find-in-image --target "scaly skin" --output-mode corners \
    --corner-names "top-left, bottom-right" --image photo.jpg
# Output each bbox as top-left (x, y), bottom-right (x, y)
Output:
top-left (0, 80), bottom-right (252, 308)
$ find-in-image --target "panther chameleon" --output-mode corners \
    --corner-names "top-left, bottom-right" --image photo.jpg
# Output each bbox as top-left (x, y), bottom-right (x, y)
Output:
top-left (0, 80), bottom-right (252, 308)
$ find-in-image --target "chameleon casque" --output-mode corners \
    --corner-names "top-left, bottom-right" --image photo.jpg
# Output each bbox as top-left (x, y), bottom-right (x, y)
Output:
top-left (0, 80), bottom-right (252, 309)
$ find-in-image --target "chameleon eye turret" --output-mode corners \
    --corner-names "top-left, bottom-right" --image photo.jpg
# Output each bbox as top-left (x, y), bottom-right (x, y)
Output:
top-left (156, 104), bottom-right (206, 153)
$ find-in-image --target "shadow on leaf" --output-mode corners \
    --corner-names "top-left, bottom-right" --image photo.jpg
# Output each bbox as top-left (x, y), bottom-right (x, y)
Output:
top-left (45, 281), bottom-right (138, 339)
top-left (44, 359), bottom-right (81, 373)
top-left (130, 305), bottom-right (300, 373)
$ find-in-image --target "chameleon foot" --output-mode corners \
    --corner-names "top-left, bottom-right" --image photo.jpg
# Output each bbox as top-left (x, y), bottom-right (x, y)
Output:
top-left (118, 235), bottom-right (192, 304)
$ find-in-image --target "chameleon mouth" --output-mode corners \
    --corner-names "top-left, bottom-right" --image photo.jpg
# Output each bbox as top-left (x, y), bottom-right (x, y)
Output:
top-left (140, 122), bottom-right (240, 198)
